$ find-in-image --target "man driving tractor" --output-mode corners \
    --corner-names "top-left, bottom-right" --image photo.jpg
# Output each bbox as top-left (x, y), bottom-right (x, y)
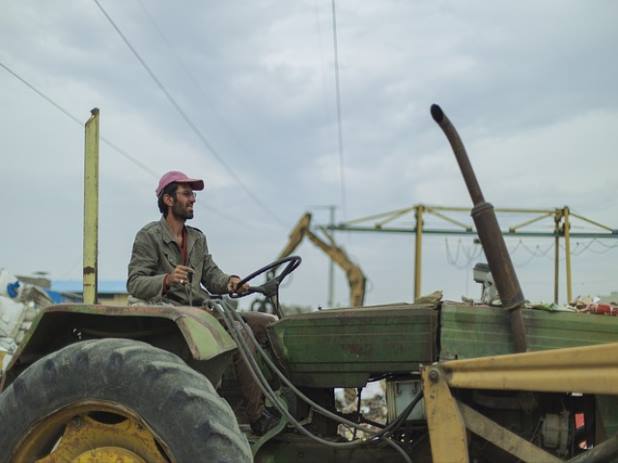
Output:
top-left (127, 170), bottom-right (279, 435)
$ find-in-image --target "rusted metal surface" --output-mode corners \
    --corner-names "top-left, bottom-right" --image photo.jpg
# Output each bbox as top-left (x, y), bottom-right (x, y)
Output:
top-left (431, 104), bottom-right (527, 352)
top-left (267, 303), bottom-right (438, 387)
top-left (3, 304), bottom-right (236, 383)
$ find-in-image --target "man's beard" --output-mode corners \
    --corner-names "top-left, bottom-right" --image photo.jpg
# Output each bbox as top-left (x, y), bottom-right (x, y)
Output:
top-left (171, 201), bottom-right (193, 220)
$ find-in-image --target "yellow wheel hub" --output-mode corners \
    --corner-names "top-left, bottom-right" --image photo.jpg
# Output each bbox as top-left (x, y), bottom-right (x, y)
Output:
top-left (12, 401), bottom-right (171, 463)
top-left (73, 447), bottom-right (146, 463)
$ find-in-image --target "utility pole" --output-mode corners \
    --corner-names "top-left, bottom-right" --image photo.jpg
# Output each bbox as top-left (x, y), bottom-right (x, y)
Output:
top-left (553, 209), bottom-right (561, 304)
top-left (312, 205), bottom-right (337, 307)
top-left (563, 206), bottom-right (573, 304)
top-left (328, 206), bottom-right (336, 307)
top-left (414, 205), bottom-right (424, 300)
top-left (83, 108), bottom-right (100, 304)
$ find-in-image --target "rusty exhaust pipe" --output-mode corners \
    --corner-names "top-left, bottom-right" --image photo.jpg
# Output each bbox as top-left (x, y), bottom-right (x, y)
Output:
top-left (431, 104), bottom-right (527, 352)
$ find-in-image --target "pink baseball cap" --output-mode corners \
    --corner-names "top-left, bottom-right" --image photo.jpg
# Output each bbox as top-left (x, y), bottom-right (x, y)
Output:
top-left (156, 171), bottom-right (205, 197)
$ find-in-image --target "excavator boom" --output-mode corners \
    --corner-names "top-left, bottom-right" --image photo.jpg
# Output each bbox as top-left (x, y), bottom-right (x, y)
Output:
top-left (277, 213), bottom-right (366, 307)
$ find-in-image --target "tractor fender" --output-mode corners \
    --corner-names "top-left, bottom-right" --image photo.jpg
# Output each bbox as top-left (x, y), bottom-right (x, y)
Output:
top-left (1, 303), bottom-right (237, 390)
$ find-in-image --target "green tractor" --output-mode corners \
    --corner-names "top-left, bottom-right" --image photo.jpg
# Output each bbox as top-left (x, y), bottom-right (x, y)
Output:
top-left (1, 106), bottom-right (617, 463)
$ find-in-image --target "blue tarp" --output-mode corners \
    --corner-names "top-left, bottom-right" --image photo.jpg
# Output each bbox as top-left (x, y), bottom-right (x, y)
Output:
top-left (44, 289), bottom-right (66, 304)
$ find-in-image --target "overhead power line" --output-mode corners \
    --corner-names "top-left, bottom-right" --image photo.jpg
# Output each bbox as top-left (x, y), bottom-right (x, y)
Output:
top-left (0, 60), bottom-right (157, 177)
top-left (0, 59), bottom-right (248, 227)
top-left (444, 236), bottom-right (617, 272)
top-left (312, 0), bottom-right (331, 125)
top-left (93, 0), bottom-right (285, 227)
top-left (330, 0), bottom-right (347, 218)
top-left (135, 0), bottom-right (240, 145)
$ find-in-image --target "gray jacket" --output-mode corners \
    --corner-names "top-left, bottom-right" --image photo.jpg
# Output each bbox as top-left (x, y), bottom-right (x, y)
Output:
top-left (127, 217), bottom-right (230, 305)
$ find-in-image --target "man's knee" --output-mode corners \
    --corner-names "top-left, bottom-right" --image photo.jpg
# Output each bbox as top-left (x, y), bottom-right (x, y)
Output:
top-left (241, 311), bottom-right (277, 344)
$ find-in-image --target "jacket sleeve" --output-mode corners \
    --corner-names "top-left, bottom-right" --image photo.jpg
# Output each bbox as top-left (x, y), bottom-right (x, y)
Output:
top-left (200, 234), bottom-right (230, 294)
top-left (127, 229), bottom-right (167, 300)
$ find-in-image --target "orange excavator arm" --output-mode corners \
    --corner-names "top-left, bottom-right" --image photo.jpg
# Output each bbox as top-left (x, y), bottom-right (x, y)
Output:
top-left (277, 213), bottom-right (366, 307)
top-left (276, 213), bottom-right (312, 260)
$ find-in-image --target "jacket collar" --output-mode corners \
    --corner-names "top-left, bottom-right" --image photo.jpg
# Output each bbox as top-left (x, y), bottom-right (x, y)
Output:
top-left (185, 226), bottom-right (198, 257)
top-left (159, 216), bottom-right (176, 244)
top-left (159, 216), bottom-right (198, 256)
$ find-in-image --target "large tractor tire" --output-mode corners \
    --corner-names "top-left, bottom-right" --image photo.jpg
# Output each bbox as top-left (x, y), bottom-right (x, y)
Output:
top-left (0, 338), bottom-right (252, 462)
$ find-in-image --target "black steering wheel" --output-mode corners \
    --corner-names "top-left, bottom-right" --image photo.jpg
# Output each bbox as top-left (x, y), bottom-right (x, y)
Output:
top-left (229, 256), bottom-right (302, 299)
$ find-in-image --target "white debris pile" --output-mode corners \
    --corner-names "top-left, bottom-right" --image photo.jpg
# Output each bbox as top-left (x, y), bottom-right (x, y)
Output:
top-left (0, 269), bottom-right (52, 369)
top-left (335, 381), bottom-right (387, 439)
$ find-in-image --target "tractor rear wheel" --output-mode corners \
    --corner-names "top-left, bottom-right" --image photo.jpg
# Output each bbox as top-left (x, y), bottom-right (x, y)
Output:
top-left (0, 338), bottom-right (252, 463)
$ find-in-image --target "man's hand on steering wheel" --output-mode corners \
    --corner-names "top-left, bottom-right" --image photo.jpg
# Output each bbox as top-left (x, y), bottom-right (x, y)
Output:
top-left (228, 256), bottom-right (302, 299)
top-left (227, 275), bottom-right (250, 294)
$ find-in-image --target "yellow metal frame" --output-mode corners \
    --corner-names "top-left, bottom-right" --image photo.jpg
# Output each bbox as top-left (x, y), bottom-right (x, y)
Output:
top-left (334, 204), bottom-right (616, 304)
top-left (422, 342), bottom-right (618, 462)
top-left (422, 367), bottom-right (468, 462)
top-left (83, 108), bottom-right (99, 305)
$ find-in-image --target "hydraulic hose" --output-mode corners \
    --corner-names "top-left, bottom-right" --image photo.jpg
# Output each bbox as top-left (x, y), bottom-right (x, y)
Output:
top-left (220, 306), bottom-right (373, 444)
top-left (223, 302), bottom-right (421, 437)
top-left (219, 306), bottom-right (397, 453)
top-left (226, 304), bottom-right (422, 436)
top-left (217, 302), bottom-right (420, 462)
top-left (223, 314), bottom-right (413, 463)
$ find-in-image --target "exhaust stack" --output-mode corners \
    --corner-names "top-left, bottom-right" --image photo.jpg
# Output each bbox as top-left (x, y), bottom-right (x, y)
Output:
top-left (431, 104), bottom-right (527, 352)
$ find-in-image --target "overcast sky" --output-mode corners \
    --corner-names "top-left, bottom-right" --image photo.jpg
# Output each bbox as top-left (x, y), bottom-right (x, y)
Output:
top-left (1, 0), bottom-right (617, 309)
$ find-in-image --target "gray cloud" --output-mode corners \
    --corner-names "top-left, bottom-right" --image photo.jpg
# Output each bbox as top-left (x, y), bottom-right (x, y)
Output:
top-left (1, 0), bottom-right (616, 308)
